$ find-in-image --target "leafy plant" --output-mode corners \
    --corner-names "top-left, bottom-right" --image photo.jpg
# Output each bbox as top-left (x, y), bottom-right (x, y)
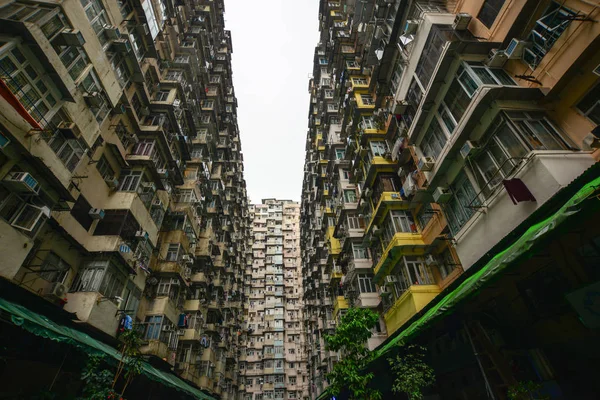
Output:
top-left (113, 329), bottom-right (144, 396)
top-left (324, 307), bottom-right (382, 400)
top-left (507, 381), bottom-right (549, 400)
top-left (79, 355), bottom-right (119, 400)
top-left (388, 344), bottom-right (435, 400)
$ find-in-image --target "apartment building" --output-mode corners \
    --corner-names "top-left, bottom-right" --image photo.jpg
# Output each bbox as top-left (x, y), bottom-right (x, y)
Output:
top-left (239, 199), bottom-right (309, 400)
top-left (0, 0), bottom-right (250, 398)
top-left (301, 0), bottom-right (600, 399)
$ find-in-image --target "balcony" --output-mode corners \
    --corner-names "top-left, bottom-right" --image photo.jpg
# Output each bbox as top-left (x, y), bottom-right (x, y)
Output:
top-left (373, 232), bottom-right (426, 280)
top-left (333, 295), bottom-right (348, 317)
top-left (384, 284), bottom-right (441, 335)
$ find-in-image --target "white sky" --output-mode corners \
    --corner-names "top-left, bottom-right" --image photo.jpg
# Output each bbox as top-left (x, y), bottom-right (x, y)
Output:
top-left (225, 0), bottom-right (320, 203)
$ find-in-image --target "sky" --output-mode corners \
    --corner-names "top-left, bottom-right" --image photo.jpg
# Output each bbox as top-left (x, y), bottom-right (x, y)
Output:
top-left (224, 0), bottom-right (320, 203)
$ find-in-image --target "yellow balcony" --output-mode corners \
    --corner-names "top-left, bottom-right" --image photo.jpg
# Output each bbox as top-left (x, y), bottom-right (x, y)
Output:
top-left (333, 295), bottom-right (349, 317)
top-left (330, 271), bottom-right (343, 282)
top-left (354, 92), bottom-right (375, 109)
top-left (366, 192), bottom-right (410, 234)
top-left (384, 285), bottom-right (441, 335)
top-left (373, 233), bottom-right (427, 279)
top-left (350, 77), bottom-right (370, 93)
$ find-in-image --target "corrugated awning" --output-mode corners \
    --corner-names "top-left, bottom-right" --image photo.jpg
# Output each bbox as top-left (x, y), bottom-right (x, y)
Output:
top-left (0, 297), bottom-right (215, 400)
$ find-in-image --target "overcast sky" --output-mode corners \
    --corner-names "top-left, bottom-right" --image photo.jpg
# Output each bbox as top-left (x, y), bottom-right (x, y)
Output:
top-left (225, 0), bottom-right (319, 203)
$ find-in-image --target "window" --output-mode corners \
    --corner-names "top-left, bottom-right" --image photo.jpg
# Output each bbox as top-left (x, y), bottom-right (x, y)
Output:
top-left (154, 90), bottom-right (170, 101)
top-left (79, 70), bottom-right (109, 123)
top-left (144, 315), bottom-right (163, 340)
top-left (444, 172), bottom-right (479, 235)
top-left (70, 260), bottom-right (127, 301)
top-left (166, 243), bottom-right (181, 261)
top-left (415, 26), bottom-right (452, 89)
top-left (121, 280), bottom-right (142, 314)
top-left (335, 149), bottom-right (345, 159)
top-left (80, 0), bottom-right (110, 46)
top-left (353, 77), bottom-right (368, 86)
top-left (324, 89), bottom-right (334, 99)
top-left (201, 99), bottom-right (214, 109)
top-left (119, 170), bottom-right (143, 191)
top-left (96, 155), bottom-right (115, 180)
top-left (341, 169), bottom-right (350, 180)
top-left (370, 141), bottom-right (388, 156)
top-left (45, 128), bottom-right (86, 172)
top-left (358, 274), bottom-right (376, 293)
top-left (469, 111), bottom-right (569, 198)
top-left (343, 189), bottom-right (357, 203)
top-left (347, 213), bottom-right (365, 230)
top-left (352, 243), bottom-right (368, 260)
top-left (524, 2), bottom-right (576, 70)
top-left (11, 203), bottom-right (48, 236)
top-left (403, 78), bottom-right (423, 129)
top-left (576, 83), bottom-right (600, 125)
top-left (57, 46), bottom-right (90, 81)
top-left (40, 252), bottom-right (70, 283)
top-left (391, 57), bottom-right (404, 93)
top-left (360, 94), bottom-right (374, 106)
top-left (420, 118), bottom-right (447, 161)
top-left (0, 43), bottom-right (60, 123)
top-left (477, 0), bottom-right (506, 28)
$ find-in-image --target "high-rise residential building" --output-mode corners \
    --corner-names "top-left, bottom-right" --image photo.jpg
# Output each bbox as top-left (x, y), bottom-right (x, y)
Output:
top-left (0, 0), bottom-right (250, 398)
top-left (301, 0), bottom-right (600, 399)
top-left (239, 199), bottom-right (309, 400)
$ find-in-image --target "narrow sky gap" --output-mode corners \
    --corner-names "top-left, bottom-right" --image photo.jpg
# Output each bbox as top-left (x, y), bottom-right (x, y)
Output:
top-left (225, 0), bottom-right (320, 202)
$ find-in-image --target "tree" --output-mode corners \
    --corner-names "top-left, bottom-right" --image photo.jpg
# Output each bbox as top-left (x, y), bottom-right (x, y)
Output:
top-left (507, 381), bottom-right (549, 400)
top-left (324, 307), bottom-right (381, 400)
top-left (388, 344), bottom-right (435, 400)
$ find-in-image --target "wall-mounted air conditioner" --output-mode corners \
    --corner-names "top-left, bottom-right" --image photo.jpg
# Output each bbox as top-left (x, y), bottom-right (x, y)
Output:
top-left (105, 176), bottom-right (119, 190)
top-left (452, 13), bottom-right (472, 31)
top-left (460, 141), bottom-right (478, 159)
top-left (432, 186), bottom-right (453, 203)
top-left (404, 20), bottom-right (419, 35)
top-left (88, 208), bottom-right (105, 220)
top-left (486, 49), bottom-right (508, 68)
top-left (3, 172), bottom-right (39, 194)
top-left (58, 121), bottom-right (81, 139)
top-left (418, 156), bottom-right (435, 172)
top-left (58, 29), bottom-right (85, 46)
top-left (505, 39), bottom-right (529, 59)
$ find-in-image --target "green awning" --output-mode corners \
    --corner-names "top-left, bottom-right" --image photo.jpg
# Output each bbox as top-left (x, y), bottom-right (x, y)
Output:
top-left (374, 173), bottom-right (600, 358)
top-left (0, 298), bottom-right (215, 400)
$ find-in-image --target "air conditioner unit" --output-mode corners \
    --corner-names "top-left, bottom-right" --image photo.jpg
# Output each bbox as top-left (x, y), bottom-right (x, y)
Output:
top-left (374, 26), bottom-right (386, 40)
top-left (363, 188), bottom-right (372, 199)
top-left (505, 39), bottom-right (529, 59)
top-left (111, 38), bottom-right (132, 53)
top-left (173, 99), bottom-right (181, 108)
top-left (104, 25), bottom-right (121, 40)
top-left (378, 285), bottom-right (391, 296)
top-left (152, 198), bottom-right (163, 208)
top-left (486, 49), bottom-right (508, 68)
top-left (182, 255), bottom-right (193, 263)
top-left (425, 254), bottom-right (437, 266)
top-left (84, 92), bottom-right (103, 108)
top-left (105, 176), bottom-right (119, 190)
top-left (136, 230), bottom-right (149, 240)
top-left (128, 133), bottom-right (139, 143)
top-left (384, 275), bottom-right (397, 285)
top-left (57, 121), bottom-right (82, 138)
top-left (593, 62), bottom-right (600, 77)
top-left (3, 172), bottom-right (40, 194)
top-left (452, 13), bottom-right (472, 31)
top-left (139, 106), bottom-right (151, 116)
top-left (432, 186), bottom-right (453, 203)
top-left (460, 141), bottom-right (478, 159)
top-left (404, 20), bottom-right (419, 35)
top-left (393, 100), bottom-right (408, 115)
top-left (44, 282), bottom-right (68, 300)
top-left (136, 23), bottom-right (150, 36)
top-left (418, 156), bottom-right (435, 172)
top-left (372, 225), bottom-right (383, 236)
top-left (162, 325), bottom-right (173, 332)
top-left (88, 208), bottom-right (105, 220)
top-left (58, 29), bottom-right (85, 46)
top-left (113, 104), bottom-right (127, 114)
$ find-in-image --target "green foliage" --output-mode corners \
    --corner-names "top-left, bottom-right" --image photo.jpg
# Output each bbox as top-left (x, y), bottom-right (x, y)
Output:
top-left (79, 356), bottom-right (119, 400)
top-left (324, 308), bottom-right (382, 400)
top-left (388, 344), bottom-right (435, 400)
top-left (507, 381), bottom-right (549, 400)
